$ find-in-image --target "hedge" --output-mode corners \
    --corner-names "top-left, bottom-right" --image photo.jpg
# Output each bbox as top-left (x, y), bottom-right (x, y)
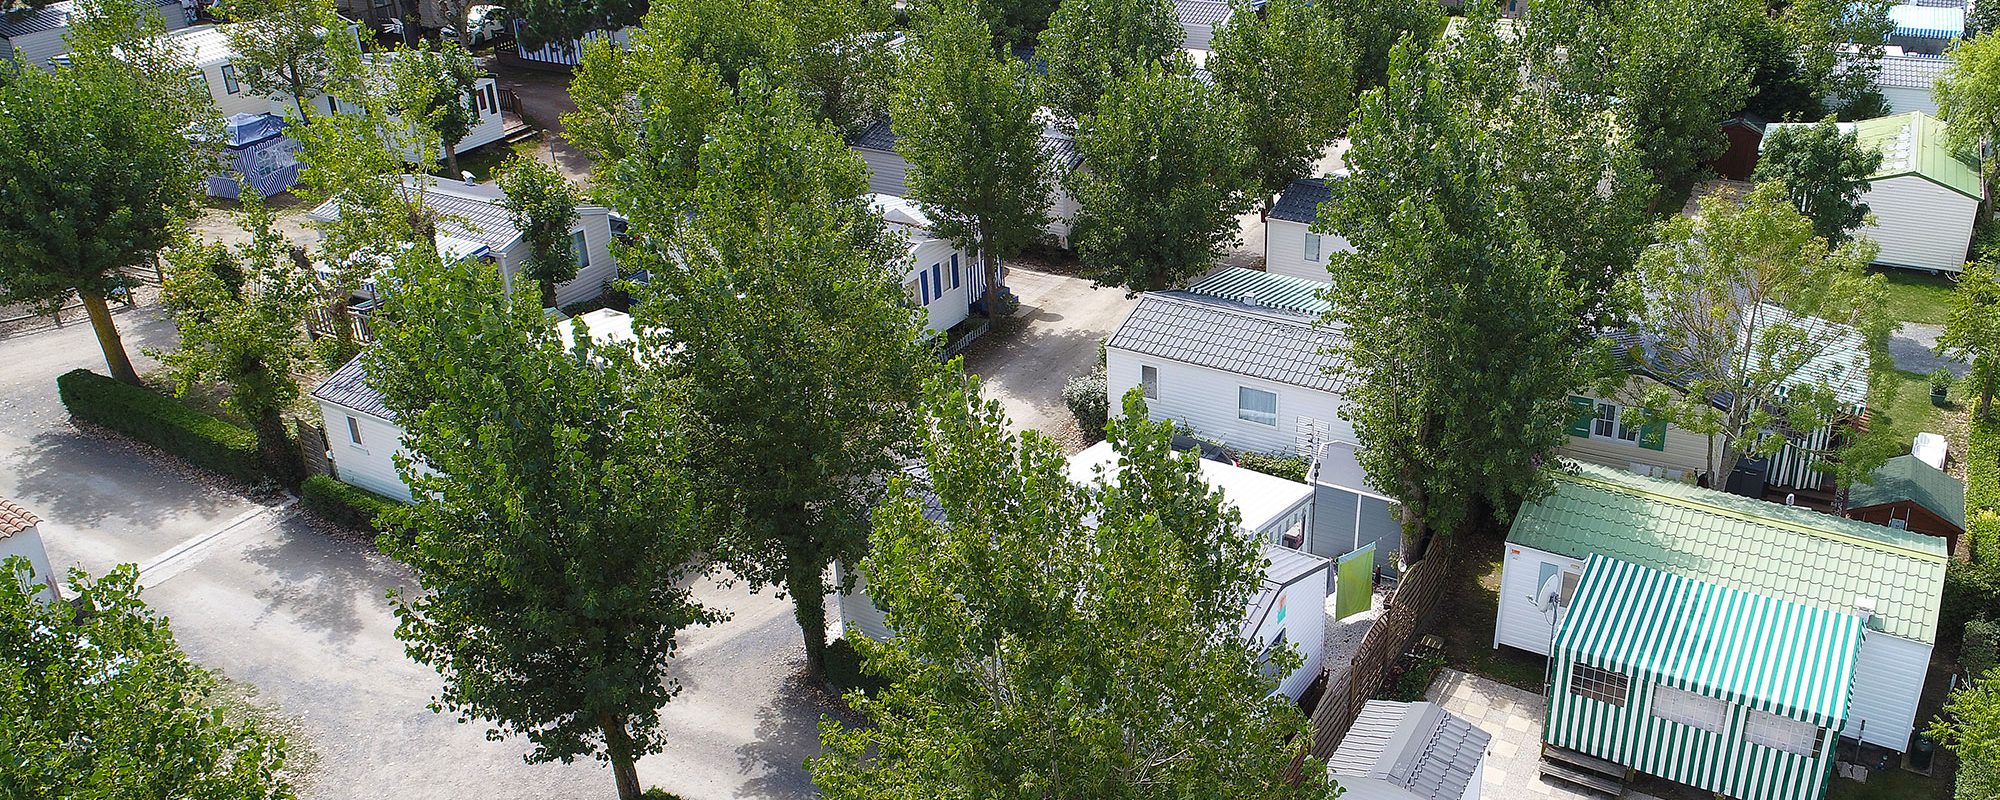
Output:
top-left (1969, 417), bottom-right (1999, 564)
top-left (56, 369), bottom-right (261, 484)
top-left (1237, 452), bottom-right (1310, 483)
top-left (300, 475), bottom-right (405, 534)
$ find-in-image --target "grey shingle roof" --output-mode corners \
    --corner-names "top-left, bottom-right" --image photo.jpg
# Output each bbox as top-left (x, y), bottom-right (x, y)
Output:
top-left (311, 354), bottom-right (393, 420)
top-left (0, 2), bottom-right (71, 37)
top-left (1176, 0), bottom-right (1233, 28)
top-left (1850, 454), bottom-right (1966, 530)
top-left (1270, 178), bottom-right (1332, 224)
top-left (847, 115), bottom-right (1084, 171)
top-left (1606, 302), bottom-right (1873, 412)
top-left (1327, 701), bottom-right (1490, 800)
top-left (1878, 52), bottom-right (1950, 89)
top-left (308, 177), bottom-right (525, 252)
top-left (1107, 292), bottom-right (1348, 393)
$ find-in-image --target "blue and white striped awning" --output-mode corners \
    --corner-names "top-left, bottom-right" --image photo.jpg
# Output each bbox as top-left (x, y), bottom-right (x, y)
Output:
top-left (1889, 4), bottom-right (1964, 39)
top-left (1554, 555), bottom-right (1863, 730)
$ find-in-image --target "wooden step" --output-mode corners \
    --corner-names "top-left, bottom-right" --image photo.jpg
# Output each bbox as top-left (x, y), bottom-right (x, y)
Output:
top-left (1542, 744), bottom-right (1626, 779)
top-left (1539, 760), bottom-right (1624, 796)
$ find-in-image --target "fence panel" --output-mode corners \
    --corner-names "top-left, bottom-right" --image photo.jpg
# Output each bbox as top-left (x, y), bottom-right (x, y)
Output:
top-left (1304, 541), bottom-right (1454, 762)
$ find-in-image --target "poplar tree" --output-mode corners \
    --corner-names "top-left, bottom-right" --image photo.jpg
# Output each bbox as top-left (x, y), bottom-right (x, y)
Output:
top-left (1038, 0), bottom-right (1180, 125)
top-left (496, 155), bottom-right (583, 309)
top-left (1209, 0), bottom-right (1356, 215)
top-left (220, 0), bottom-right (343, 121)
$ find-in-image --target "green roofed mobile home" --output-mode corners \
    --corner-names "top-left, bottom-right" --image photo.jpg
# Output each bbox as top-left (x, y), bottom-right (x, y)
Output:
top-left (1763, 112), bottom-right (1982, 273)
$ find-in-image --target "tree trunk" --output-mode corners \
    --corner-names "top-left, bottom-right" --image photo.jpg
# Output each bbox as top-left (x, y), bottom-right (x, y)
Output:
top-left (253, 406), bottom-right (303, 489)
top-left (979, 229), bottom-right (1002, 319)
top-left (598, 713), bottom-right (643, 800)
top-left (540, 278), bottom-right (558, 309)
top-left (444, 142), bottom-right (461, 178)
top-left (79, 289), bottom-right (141, 386)
top-left (784, 552), bottom-right (829, 681)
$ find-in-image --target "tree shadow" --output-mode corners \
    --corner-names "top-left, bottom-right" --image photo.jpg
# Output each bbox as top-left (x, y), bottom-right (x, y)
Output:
top-left (731, 659), bottom-right (857, 800)
top-left (234, 513), bottom-right (416, 648)
top-left (5, 428), bottom-right (243, 530)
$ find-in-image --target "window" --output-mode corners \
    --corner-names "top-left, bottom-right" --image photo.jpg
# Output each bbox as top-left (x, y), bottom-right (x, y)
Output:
top-left (919, 270), bottom-right (931, 304)
top-left (1567, 663), bottom-right (1629, 707)
top-left (1258, 629), bottom-right (1290, 678)
top-left (345, 416), bottom-right (363, 446)
top-left (1303, 233), bottom-right (1323, 262)
top-left (1558, 570), bottom-right (1581, 607)
top-left (1141, 365), bottom-right (1158, 399)
top-left (1650, 685), bottom-right (1730, 733)
top-left (1743, 709), bottom-right (1822, 757)
top-left (221, 63), bottom-right (239, 94)
top-left (1238, 387), bottom-right (1278, 427)
top-left (571, 230), bottom-right (589, 269)
top-left (904, 278), bottom-right (920, 305)
top-left (950, 254), bottom-right (961, 289)
top-left (1590, 400), bottom-right (1643, 443)
top-left (484, 83), bottom-right (499, 116)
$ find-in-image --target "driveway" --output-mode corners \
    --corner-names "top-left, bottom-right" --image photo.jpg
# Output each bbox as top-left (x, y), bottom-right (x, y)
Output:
top-left (1890, 321), bottom-right (1968, 378)
top-left (484, 56), bottom-right (594, 185)
top-left (0, 303), bottom-right (827, 799)
top-left (959, 267), bottom-right (1137, 446)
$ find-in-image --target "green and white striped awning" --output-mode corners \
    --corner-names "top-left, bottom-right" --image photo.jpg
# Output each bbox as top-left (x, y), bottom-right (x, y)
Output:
top-left (1554, 555), bottom-right (1863, 730)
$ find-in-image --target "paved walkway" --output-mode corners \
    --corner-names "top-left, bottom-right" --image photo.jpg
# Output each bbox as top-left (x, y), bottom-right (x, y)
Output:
top-left (959, 267), bottom-right (1137, 447)
top-left (1891, 321), bottom-right (1968, 377)
top-left (1426, 668), bottom-right (1667, 800)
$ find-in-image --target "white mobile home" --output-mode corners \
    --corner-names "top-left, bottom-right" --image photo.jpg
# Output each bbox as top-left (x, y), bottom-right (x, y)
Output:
top-left (0, 497), bottom-right (60, 603)
top-left (872, 194), bottom-right (990, 335)
top-left (0, 0), bottom-right (192, 69)
top-left (847, 115), bottom-right (1084, 246)
top-left (310, 309), bottom-right (638, 502)
top-left (1496, 461), bottom-right (1948, 754)
top-left (1106, 267), bottom-right (1354, 457)
top-left (1264, 178), bottom-right (1353, 283)
top-left (1765, 112), bottom-right (1981, 273)
top-left (173, 24), bottom-right (288, 119)
top-left (318, 53), bottom-right (511, 160)
top-left (1175, 0), bottom-right (1231, 51)
top-left (307, 175), bottom-right (622, 309)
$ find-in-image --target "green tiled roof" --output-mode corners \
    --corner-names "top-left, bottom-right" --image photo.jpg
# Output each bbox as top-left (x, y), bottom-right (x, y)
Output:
top-left (1853, 112), bottom-right (1984, 201)
top-left (1850, 454), bottom-right (1967, 531)
top-left (1510, 461), bottom-right (1949, 643)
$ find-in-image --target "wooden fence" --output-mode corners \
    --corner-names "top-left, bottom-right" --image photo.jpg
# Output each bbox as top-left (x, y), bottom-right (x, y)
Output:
top-left (1304, 540), bottom-right (1456, 761)
top-left (296, 421), bottom-right (334, 480)
top-left (305, 306), bottom-right (375, 345)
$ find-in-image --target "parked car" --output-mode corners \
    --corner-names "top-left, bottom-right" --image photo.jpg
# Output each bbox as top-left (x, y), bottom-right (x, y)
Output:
top-left (443, 5), bottom-right (509, 45)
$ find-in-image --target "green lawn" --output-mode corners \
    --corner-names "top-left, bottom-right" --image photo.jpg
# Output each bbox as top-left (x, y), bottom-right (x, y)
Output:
top-left (1868, 370), bottom-right (1965, 457)
top-left (1827, 766), bottom-right (1950, 800)
top-left (1876, 268), bottom-right (1958, 326)
top-left (434, 138), bottom-right (524, 183)
top-left (1435, 531), bottom-right (1552, 691)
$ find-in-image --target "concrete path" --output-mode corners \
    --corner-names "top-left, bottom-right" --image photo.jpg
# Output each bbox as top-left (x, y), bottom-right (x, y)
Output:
top-left (484, 56), bottom-right (595, 186)
top-left (1890, 321), bottom-right (1968, 378)
top-left (959, 267), bottom-right (1137, 447)
top-left (1427, 668), bottom-right (1668, 800)
top-left (0, 303), bottom-right (827, 799)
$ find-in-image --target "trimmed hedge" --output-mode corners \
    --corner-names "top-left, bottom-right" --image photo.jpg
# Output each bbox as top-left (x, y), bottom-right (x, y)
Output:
top-left (1237, 452), bottom-right (1310, 483)
top-left (1969, 417), bottom-right (1999, 563)
top-left (56, 369), bottom-right (261, 484)
top-left (300, 475), bottom-right (404, 534)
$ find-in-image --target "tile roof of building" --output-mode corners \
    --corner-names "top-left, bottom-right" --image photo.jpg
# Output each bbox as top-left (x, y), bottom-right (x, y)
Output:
top-left (1107, 292), bottom-right (1348, 394)
top-left (1327, 700), bottom-right (1491, 800)
top-left (311, 354), bottom-right (394, 420)
top-left (0, 498), bottom-right (40, 539)
top-left (1188, 267), bottom-right (1330, 316)
top-left (1176, 0), bottom-right (1233, 28)
top-left (1849, 454), bottom-right (1966, 530)
top-left (1509, 460), bottom-right (1950, 643)
top-left (1876, 52), bottom-right (1951, 89)
top-left (848, 116), bottom-right (1084, 171)
top-left (1270, 178), bottom-right (1333, 224)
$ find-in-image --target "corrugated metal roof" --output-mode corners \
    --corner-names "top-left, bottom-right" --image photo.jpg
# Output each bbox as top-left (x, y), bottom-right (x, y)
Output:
top-left (1176, 0), bottom-right (1232, 28)
top-left (1889, 3), bottom-right (1963, 39)
top-left (1557, 555), bottom-right (1863, 728)
top-left (0, 497), bottom-right (40, 539)
top-left (0, 2), bottom-right (68, 38)
top-left (311, 353), bottom-right (394, 420)
top-left (1188, 267), bottom-right (1330, 316)
top-left (1876, 52), bottom-right (1950, 90)
top-left (1609, 302), bottom-right (1873, 413)
top-left (307, 176), bottom-right (528, 251)
top-left (1849, 454), bottom-right (1966, 529)
top-left (1270, 178), bottom-right (1333, 224)
top-left (1327, 700), bottom-right (1491, 800)
top-left (169, 23), bottom-right (234, 67)
top-left (1509, 461), bottom-right (1949, 643)
top-left (1107, 292), bottom-right (1349, 393)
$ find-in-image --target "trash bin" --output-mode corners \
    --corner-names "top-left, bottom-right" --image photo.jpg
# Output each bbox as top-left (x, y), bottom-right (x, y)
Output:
top-left (1911, 734), bottom-right (1935, 772)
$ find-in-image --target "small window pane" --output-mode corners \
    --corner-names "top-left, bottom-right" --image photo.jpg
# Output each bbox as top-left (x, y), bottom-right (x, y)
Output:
top-left (1593, 402), bottom-right (1617, 438)
top-left (571, 230), bottom-right (589, 268)
top-left (1568, 663), bottom-right (1628, 707)
top-left (346, 416), bottom-right (363, 445)
top-left (1304, 233), bottom-right (1322, 262)
top-left (1650, 685), bottom-right (1730, 733)
top-left (221, 64), bottom-right (239, 94)
top-left (1743, 709), bottom-right (1821, 757)
top-left (1141, 365), bottom-right (1158, 399)
top-left (1238, 387), bottom-right (1277, 426)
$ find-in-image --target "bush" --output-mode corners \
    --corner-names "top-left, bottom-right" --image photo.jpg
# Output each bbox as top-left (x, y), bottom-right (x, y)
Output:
top-left (1238, 452), bottom-right (1309, 483)
top-left (1969, 619), bottom-right (2000, 680)
top-left (1971, 418), bottom-right (2000, 563)
top-left (1062, 367), bottom-right (1108, 440)
top-left (1946, 561), bottom-right (2000, 642)
top-left (300, 475), bottom-right (404, 534)
top-left (824, 637), bottom-right (889, 696)
top-left (57, 369), bottom-right (261, 483)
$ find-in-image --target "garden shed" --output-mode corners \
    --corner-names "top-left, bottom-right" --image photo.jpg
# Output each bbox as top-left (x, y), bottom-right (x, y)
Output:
top-left (1764, 112), bottom-right (1981, 273)
top-left (1845, 453), bottom-right (1965, 553)
top-left (1546, 555), bottom-right (1861, 800)
top-left (1327, 700), bottom-right (1490, 800)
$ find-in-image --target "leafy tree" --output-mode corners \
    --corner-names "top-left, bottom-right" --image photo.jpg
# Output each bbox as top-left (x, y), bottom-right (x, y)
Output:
top-left (367, 251), bottom-right (720, 800)
top-left (1071, 65), bottom-right (1252, 291)
top-left (1037, 0), bottom-right (1180, 125)
top-left (985, 0), bottom-right (1059, 47)
top-left (1, 559), bottom-right (295, 800)
top-left (512, 0), bottom-right (648, 54)
top-left (1327, 0), bottom-right (1444, 91)
top-left (157, 197), bottom-right (315, 487)
top-left (1972, 0), bottom-right (2000, 39)
top-left (785, 0), bottom-right (898, 136)
top-left (813, 379), bottom-right (1339, 800)
top-left (1930, 670), bottom-right (2000, 800)
top-left (496, 155), bottom-right (583, 308)
top-left (892, 0), bottom-right (1052, 317)
top-left (563, 24), bottom-right (730, 233)
top-left (1942, 258), bottom-right (2000, 417)
top-left (1627, 181), bottom-right (1893, 483)
top-left (1751, 118), bottom-right (1881, 242)
top-left (630, 77), bottom-right (933, 680)
top-left (218, 0), bottom-right (343, 121)
top-left (386, 40), bottom-right (482, 177)
top-left (0, 45), bottom-right (209, 385)
top-left (1323, 40), bottom-right (1610, 559)
top-left (1210, 0), bottom-right (1356, 215)
top-left (1937, 33), bottom-right (2000, 221)
top-left (1735, 0), bottom-right (1892, 121)
top-left (620, 0), bottom-right (794, 88)
top-left (1527, 0), bottom-right (1753, 211)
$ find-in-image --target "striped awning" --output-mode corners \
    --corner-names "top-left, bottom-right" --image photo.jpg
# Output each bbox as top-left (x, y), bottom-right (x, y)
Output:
top-left (1554, 555), bottom-right (1863, 730)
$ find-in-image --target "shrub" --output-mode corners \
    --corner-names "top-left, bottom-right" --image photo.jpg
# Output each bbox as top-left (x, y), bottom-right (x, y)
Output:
top-left (1969, 618), bottom-right (2000, 681)
top-left (1971, 419), bottom-right (2000, 563)
top-left (56, 369), bottom-right (261, 483)
top-left (300, 475), bottom-right (404, 534)
top-left (1062, 367), bottom-right (1108, 440)
top-left (1946, 561), bottom-right (2000, 642)
top-left (824, 637), bottom-right (889, 697)
top-left (1237, 452), bottom-right (1309, 483)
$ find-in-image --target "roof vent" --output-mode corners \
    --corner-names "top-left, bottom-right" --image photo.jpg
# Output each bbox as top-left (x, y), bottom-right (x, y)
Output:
top-left (1854, 596), bottom-right (1878, 622)
top-left (461, 170), bottom-right (476, 186)
top-left (1242, 291), bottom-right (1260, 308)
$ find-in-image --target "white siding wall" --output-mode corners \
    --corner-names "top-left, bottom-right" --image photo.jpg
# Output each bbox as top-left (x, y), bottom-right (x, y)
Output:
top-left (854, 147), bottom-right (911, 197)
top-left (1843, 632), bottom-right (1932, 750)
top-left (1859, 176), bottom-right (1978, 273)
top-left (1881, 85), bottom-right (1938, 116)
top-left (1264, 218), bottom-right (1351, 283)
top-left (1493, 544), bottom-right (1586, 657)
top-left (1182, 23), bottom-right (1215, 51)
top-left (317, 402), bottom-right (416, 502)
top-left (906, 238), bottom-right (971, 334)
top-left (498, 208), bottom-right (619, 308)
top-left (199, 58), bottom-right (288, 119)
top-left (1247, 566), bottom-right (1329, 701)
top-left (833, 562), bottom-right (894, 643)
top-left (1107, 348), bottom-right (1353, 456)
top-left (457, 76), bottom-right (507, 151)
top-left (0, 528), bottom-right (59, 603)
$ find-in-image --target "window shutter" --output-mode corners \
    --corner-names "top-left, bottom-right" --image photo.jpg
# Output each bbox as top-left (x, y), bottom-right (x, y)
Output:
top-left (1639, 420), bottom-right (1667, 451)
top-left (950, 254), bottom-right (961, 288)
top-left (1565, 396), bottom-right (1595, 437)
top-left (919, 271), bottom-right (930, 304)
